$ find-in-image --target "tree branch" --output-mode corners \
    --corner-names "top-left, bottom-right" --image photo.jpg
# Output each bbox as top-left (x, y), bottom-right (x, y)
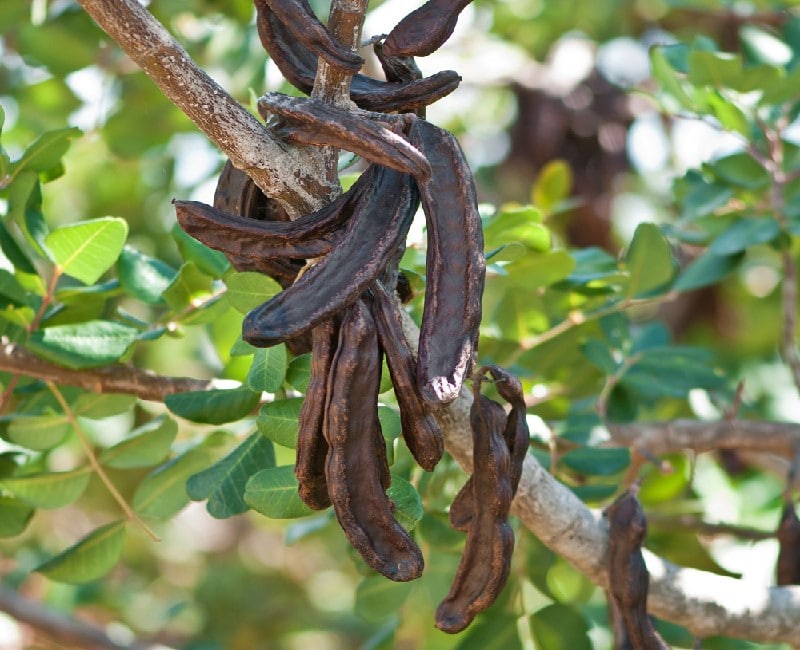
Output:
top-left (0, 342), bottom-right (211, 402)
top-left (76, 0), bottom-right (330, 215)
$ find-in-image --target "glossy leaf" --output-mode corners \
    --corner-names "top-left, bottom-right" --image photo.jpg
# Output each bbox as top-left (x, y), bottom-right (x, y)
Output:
top-left (162, 262), bottom-right (214, 312)
top-left (165, 387), bottom-right (260, 425)
top-left (246, 345), bottom-right (287, 393)
top-left (133, 449), bottom-right (213, 519)
top-left (186, 432), bottom-right (276, 519)
top-left (27, 321), bottom-right (139, 369)
top-left (117, 246), bottom-right (177, 304)
top-left (14, 127), bottom-right (82, 175)
top-left (285, 354), bottom-right (311, 392)
top-left (625, 222), bottom-right (674, 297)
top-left (256, 398), bottom-right (303, 448)
top-left (45, 217), bottom-right (128, 285)
top-left (386, 476), bottom-right (423, 531)
top-left (36, 520), bottom-right (126, 584)
top-left (1, 467), bottom-right (90, 509)
top-left (99, 416), bottom-right (178, 469)
top-left (244, 465), bottom-right (315, 519)
top-left (171, 222), bottom-right (230, 278)
top-left (225, 271), bottom-right (283, 314)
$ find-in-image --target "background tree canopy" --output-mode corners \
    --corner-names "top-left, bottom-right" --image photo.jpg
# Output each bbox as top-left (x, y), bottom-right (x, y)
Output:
top-left (2, 0), bottom-right (800, 648)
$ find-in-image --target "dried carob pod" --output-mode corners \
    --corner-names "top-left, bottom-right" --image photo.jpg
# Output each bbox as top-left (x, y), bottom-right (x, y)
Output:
top-left (243, 165), bottom-right (419, 347)
top-left (368, 281), bottom-right (443, 471)
top-left (776, 501), bottom-right (800, 585)
top-left (324, 300), bottom-right (424, 581)
top-left (255, 1), bottom-right (461, 112)
top-left (449, 365), bottom-right (528, 531)
top-left (435, 372), bottom-right (516, 633)
top-left (605, 492), bottom-right (669, 650)
top-left (259, 93), bottom-right (431, 181)
top-left (383, 0), bottom-right (473, 58)
top-left (259, 0), bottom-right (362, 71)
top-left (174, 169), bottom-right (369, 261)
top-left (294, 318), bottom-right (338, 510)
top-left (409, 119), bottom-right (485, 405)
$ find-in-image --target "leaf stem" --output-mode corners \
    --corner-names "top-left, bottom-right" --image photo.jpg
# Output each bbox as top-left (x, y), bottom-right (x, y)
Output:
top-left (47, 381), bottom-right (160, 542)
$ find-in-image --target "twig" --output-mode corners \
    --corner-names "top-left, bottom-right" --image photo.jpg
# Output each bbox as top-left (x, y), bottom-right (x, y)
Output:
top-left (0, 585), bottom-right (171, 650)
top-left (47, 382), bottom-right (160, 541)
top-left (645, 513), bottom-right (774, 542)
top-left (0, 342), bottom-right (211, 401)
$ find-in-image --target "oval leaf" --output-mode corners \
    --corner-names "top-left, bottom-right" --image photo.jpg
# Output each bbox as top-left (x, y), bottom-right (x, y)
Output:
top-left (36, 520), bottom-right (126, 584)
top-left (225, 271), bottom-right (282, 314)
top-left (27, 320), bottom-right (139, 369)
top-left (99, 415), bottom-right (178, 469)
top-left (256, 398), bottom-right (303, 449)
top-left (45, 217), bottom-right (128, 285)
top-left (165, 387), bottom-right (260, 425)
top-left (387, 476), bottom-right (423, 531)
top-left (7, 414), bottom-right (70, 451)
top-left (625, 223), bottom-right (674, 297)
top-left (1, 467), bottom-right (90, 509)
top-left (244, 465), bottom-right (315, 519)
top-left (0, 496), bottom-right (35, 537)
top-left (117, 246), bottom-right (177, 305)
top-left (132, 448), bottom-right (212, 519)
top-left (246, 345), bottom-right (287, 393)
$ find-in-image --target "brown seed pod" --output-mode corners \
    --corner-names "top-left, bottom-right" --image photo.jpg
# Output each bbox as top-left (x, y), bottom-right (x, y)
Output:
top-left (260, 0), bottom-right (363, 71)
top-left (294, 318), bottom-right (338, 510)
top-left (409, 119), bottom-right (485, 405)
top-left (242, 165), bottom-right (419, 348)
top-left (368, 281), bottom-right (444, 471)
top-left (324, 300), bottom-right (424, 582)
top-left (258, 93), bottom-right (431, 181)
top-left (174, 167), bottom-right (368, 261)
top-left (435, 375), bottom-right (515, 633)
top-left (383, 0), bottom-right (473, 58)
top-left (254, 1), bottom-right (461, 112)
top-left (776, 502), bottom-right (800, 585)
top-left (605, 492), bottom-right (669, 650)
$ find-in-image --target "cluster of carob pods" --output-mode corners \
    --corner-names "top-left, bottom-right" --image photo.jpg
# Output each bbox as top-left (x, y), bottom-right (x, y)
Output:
top-left (174, 0), bottom-right (529, 633)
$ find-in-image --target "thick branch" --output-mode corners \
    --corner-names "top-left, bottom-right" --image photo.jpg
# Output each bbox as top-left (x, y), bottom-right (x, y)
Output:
top-left (76, 0), bottom-right (329, 215)
top-left (0, 585), bottom-right (167, 650)
top-left (0, 343), bottom-right (211, 402)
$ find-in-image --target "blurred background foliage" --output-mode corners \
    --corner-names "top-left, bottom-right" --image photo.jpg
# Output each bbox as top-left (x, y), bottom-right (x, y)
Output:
top-left (2, 0), bottom-right (800, 648)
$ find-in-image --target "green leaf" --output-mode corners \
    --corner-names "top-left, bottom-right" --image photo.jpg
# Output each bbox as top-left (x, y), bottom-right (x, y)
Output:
top-left (0, 221), bottom-right (36, 274)
top-left (457, 615), bottom-right (523, 650)
top-left (386, 476), bottom-right (423, 531)
top-left (418, 513), bottom-right (465, 550)
top-left (133, 448), bottom-right (212, 519)
top-left (354, 575), bottom-right (415, 622)
top-left (244, 465), bottom-right (315, 519)
top-left (559, 448), bottom-right (630, 476)
top-left (504, 251), bottom-right (576, 289)
top-left (256, 398), bottom-right (303, 448)
top-left (709, 218), bottom-right (780, 255)
top-left (230, 337), bottom-right (258, 357)
top-left (688, 50), bottom-right (743, 88)
top-left (117, 246), bottom-right (177, 305)
top-left (285, 353), bottom-right (311, 392)
top-left (7, 172), bottom-right (49, 257)
top-left (14, 127), bottom-right (82, 175)
top-left (679, 176), bottom-right (734, 221)
top-left (580, 338), bottom-right (617, 375)
top-left (27, 320), bottom-right (139, 369)
top-left (705, 90), bottom-right (749, 136)
top-left (673, 251), bottom-right (742, 292)
top-left (225, 271), bottom-right (283, 314)
top-left (186, 432), bottom-right (276, 519)
top-left (484, 206), bottom-right (549, 253)
top-left (44, 217), bottom-right (128, 285)
top-left (7, 414), bottom-right (70, 451)
top-left (532, 160), bottom-right (572, 210)
top-left (377, 406), bottom-right (402, 442)
top-left (530, 604), bottom-right (592, 650)
top-left (162, 262), bottom-right (214, 312)
top-left (246, 345), bottom-right (287, 393)
top-left (0, 496), bottom-right (35, 537)
top-left (650, 46), bottom-right (695, 108)
top-left (1, 467), bottom-right (90, 509)
top-left (710, 153), bottom-right (769, 189)
top-left (99, 416), bottom-right (178, 469)
top-left (74, 393), bottom-right (136, 419)
top-left (624, 223), bottom-right (675, 297)
top-left (36, 520), bottom-right (126, 584)
top-left (171, 223), bottom-right (230, 278)
top-left (165, 387), bottom-right (260, 425)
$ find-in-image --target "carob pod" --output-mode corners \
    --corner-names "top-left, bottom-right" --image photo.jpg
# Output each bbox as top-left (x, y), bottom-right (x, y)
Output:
top-left (174, 168), bottom-right (369, 261)
top-left (258, 93), bottom-right (431, 181)
top-left (776, 501), bottom-right (800, 585)
top-left (294, 318), bottom-right (338, 510)
top-left (605, 492), bottom-right (669, 650)
top-left (383, 0), bottom-right (473, 58)
top-left (261, 0), bottom-right (363, 71)
top-left (449, 365), bottom-right (528, 532)
top-left (255, 1), bottom-right (461, 112)
top-left (368, 281), bottom-right (443, 471)
top-left (409, 119), bottom-right (485, 405)
top-left (435, 373), bottom-right (515, 633)
top-left (373, 40), bottom-right (427, 119)
top-left (324, 300), bottom-right (424, 581)
top-left (243, 165), bottom-right (419, 347)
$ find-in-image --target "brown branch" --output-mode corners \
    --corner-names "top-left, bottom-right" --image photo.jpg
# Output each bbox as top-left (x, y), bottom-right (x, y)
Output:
top-left (76, 0), bottom-right (330, 215)
top-left (0, 585), bottom-right (169, 650)
top-left (0, 342), bottom-right (211, 401)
